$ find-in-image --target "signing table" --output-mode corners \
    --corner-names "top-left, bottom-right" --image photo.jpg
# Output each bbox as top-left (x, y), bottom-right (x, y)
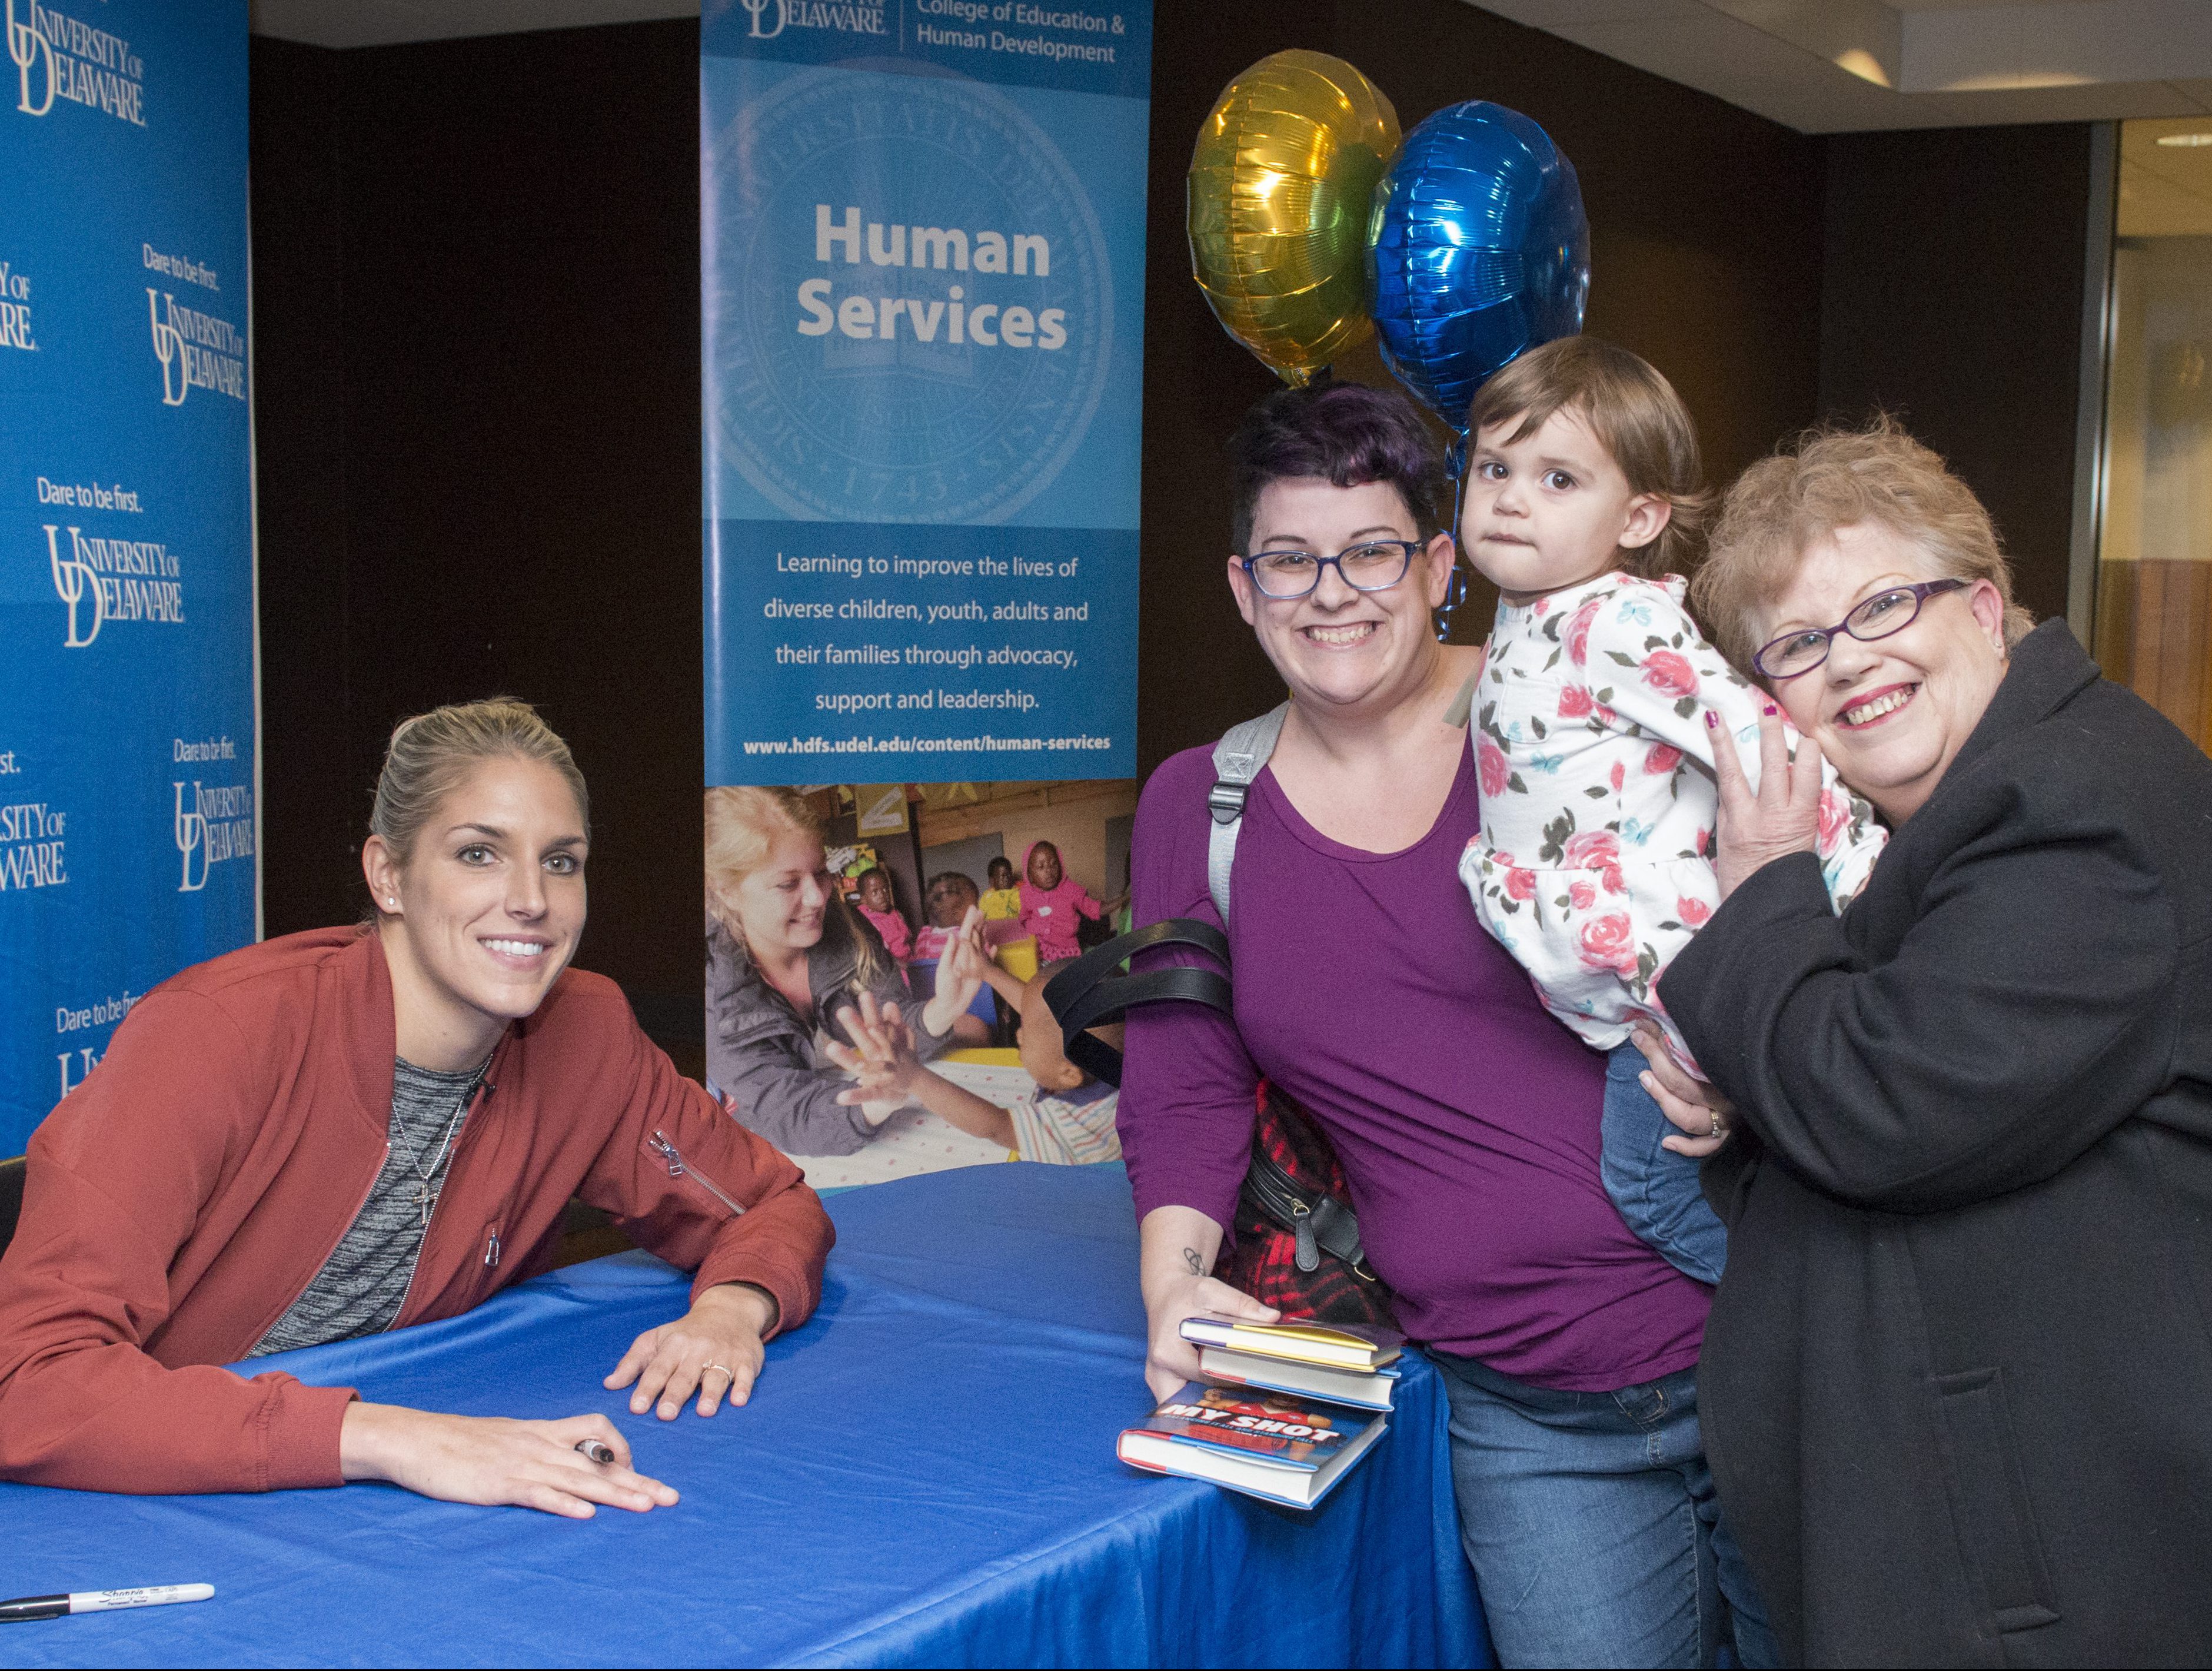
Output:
top-left (0, 1164), bottom-right (1489, 1668)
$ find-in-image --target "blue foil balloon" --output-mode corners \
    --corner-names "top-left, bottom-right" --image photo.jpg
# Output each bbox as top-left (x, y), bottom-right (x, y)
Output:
top-left (1369, 102), bottom-right (1590, 431)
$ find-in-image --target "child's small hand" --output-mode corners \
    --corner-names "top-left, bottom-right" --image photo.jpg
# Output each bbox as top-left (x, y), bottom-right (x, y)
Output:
top-left (922, 906), bottom-right (989, 1034)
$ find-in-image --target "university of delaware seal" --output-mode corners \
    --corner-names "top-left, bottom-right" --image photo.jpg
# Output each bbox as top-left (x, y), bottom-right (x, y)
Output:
top-left (706, 61), bottom-right (1114, 525)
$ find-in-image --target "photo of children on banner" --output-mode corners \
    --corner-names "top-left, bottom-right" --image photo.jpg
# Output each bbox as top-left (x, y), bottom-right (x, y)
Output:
top-left (705, 786), bottom-right (1133, 1186)
top-left (825, 954), bottom-right (1124, 1171)
top-left (704, 787), bottom-right (984, 1160)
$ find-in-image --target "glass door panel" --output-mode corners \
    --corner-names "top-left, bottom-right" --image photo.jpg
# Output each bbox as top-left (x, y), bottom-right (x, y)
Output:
top-left (2097, 123), bottom-right (2212, 750)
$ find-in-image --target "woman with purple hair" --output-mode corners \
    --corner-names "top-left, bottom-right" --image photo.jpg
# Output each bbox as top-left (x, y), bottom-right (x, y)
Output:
top-left (1117, 380), bottom-right (1772, 1666)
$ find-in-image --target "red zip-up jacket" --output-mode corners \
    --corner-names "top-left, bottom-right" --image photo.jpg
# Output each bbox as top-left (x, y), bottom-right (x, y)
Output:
top-left (0, 927), bottom-right (834, 1496)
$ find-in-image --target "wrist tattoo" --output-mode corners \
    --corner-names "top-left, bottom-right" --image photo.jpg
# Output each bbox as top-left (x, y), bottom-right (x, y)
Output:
top-left (1183, 1247), bottom-right (1203, 1277)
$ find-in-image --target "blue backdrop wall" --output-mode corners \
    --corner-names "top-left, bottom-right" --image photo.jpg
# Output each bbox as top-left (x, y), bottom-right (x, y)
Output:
top-left (0, 0), bottom-right (257, 1157)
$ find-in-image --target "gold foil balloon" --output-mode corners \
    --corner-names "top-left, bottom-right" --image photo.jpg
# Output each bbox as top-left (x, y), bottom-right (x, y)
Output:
top-left (1189, 51), bottom-right (1401, 387)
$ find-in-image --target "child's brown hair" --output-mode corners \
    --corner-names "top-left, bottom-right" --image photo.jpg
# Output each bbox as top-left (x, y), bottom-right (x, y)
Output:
top-left (1465, 335), bottom-right (1708, 580)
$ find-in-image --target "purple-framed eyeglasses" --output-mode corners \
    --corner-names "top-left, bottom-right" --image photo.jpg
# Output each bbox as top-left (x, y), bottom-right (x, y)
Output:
top-left (1238, 539), bottom-right (1424, 600)
top-left (1752, 579), bottom-right (1968, 680)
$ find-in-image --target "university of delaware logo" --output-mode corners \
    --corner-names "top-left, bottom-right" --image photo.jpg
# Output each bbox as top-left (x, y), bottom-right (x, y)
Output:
top-left (174, 779), bottom-right (252, 892)
top-left (148, 288), bottom-right (245, 406)
top-left (740, 0), bottom-right (887, 41)
top-left (174, 781), bottom-right (207, 891)
top-left (5, 0), bottom-right (48, 115)
top-left (44, 521), bottom-right (185, 647)
top-left (8, 0), bottom-right (144, 125)
top-left (45, 522), bottom-right (101, 647)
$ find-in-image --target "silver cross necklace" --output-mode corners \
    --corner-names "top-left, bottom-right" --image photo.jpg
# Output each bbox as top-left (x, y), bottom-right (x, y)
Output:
top-left (392, 1064), bottom-right (487, 1229)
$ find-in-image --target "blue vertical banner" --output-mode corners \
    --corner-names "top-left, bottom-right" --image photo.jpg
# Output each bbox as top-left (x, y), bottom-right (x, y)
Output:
top-left (702, 0), bottom-right (1151, 785)
top-left (0, 1), bottom-right (256, 1155)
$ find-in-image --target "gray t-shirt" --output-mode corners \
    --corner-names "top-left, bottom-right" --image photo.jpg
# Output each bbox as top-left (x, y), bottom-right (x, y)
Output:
top-left (250, 1056), bottom-right (485, 1357)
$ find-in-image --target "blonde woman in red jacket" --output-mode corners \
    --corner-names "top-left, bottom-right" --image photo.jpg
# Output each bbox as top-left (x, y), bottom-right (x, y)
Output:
top-left (0, 698), bottom-right (833, 1519)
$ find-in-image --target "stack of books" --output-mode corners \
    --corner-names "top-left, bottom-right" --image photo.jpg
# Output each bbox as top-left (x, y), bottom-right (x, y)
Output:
top-left (1115, 1317), bottom-right (1403, 1510)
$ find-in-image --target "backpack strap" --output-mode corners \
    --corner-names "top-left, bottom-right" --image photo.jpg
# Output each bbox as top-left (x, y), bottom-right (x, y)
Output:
top-left (1037, 702), bottom-right (1286, 1084)
top-left (1206, 702), bottom-right (1289, 927)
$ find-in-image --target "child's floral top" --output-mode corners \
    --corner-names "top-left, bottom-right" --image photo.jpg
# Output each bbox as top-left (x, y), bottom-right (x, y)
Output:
top-left (1459, 570), bottom-right (1887, 1068)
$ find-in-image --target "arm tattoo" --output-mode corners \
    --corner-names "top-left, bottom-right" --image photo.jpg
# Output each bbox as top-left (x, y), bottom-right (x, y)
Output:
top-left (1183, 1247), bottom-right (1203, 1277)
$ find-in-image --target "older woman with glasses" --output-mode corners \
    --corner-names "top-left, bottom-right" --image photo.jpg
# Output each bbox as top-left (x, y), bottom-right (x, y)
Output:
top-left (1643, 419), bottom-right (2212, 1667)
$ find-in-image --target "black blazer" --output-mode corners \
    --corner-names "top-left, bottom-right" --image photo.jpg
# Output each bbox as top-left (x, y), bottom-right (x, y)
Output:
top-left (1667, 622), bottom-right (2212, 1669)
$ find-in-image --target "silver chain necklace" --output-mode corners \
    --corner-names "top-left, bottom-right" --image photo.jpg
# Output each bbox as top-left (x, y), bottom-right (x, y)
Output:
top-left (392, 1064), bottom-right (486, 1229)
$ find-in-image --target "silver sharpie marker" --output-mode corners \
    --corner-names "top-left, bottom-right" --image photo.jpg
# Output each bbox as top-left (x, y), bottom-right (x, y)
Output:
top-left (0, 1583), bottom-right (214, 1623)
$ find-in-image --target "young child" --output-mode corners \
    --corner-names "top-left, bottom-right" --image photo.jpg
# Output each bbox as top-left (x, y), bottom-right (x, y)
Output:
top-left (979, 855), bottom-right (1022, 922)
top-left (850, 866), bottom-right (913, 966)
top-left (1456, 335), bottom-right (1887, 1286)
top-left (913, 871), bottom-right (994, 1045)
top-left (913, 871), bottom-right (980, 963)
top-left (1014, 841), bottom-right (1104, 962)
top-left (825, 962), bottom-right (1122, 1166)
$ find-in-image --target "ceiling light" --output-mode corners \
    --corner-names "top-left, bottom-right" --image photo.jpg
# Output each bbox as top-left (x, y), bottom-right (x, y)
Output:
top-left (2157, 134), bottom-right (2212, 148)
top-left (1833, 48), bottom-right (1892, 89)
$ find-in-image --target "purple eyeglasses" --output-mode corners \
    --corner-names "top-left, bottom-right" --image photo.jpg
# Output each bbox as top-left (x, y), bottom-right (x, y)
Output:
top-left (1752, 579), bottom-right (1967, 680)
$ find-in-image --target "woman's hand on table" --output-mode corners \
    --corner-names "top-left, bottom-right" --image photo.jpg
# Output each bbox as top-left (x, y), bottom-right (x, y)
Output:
top-left (1708, 699), bottom-right (1823, 900)
top-left (919, 905), bottom-right (988, 1037)
top-left (604, 1280), bottom-right (776, 1419)
top-left (339, 1402), bottom-right (679, 1519)
top-left (1632, 1023), bottom-right (1737, 1158)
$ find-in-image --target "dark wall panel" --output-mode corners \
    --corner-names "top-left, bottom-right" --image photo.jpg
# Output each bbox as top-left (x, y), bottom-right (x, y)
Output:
top-left (250, 24), bottom-right (704, 1012)
top-left (1818, 124), bottom-right (2094, 627)
top-left (248, 37), bottom-right (354, 941)
top-left (334, 24), bottom-right (704, 1007)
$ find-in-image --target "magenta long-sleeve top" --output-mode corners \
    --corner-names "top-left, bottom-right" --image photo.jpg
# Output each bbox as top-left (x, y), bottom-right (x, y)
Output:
top-left (1120, 739), bottom-right (1710, 1390)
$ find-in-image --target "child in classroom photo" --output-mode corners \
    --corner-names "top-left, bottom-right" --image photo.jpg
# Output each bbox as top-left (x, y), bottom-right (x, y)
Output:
top-left (979, 855), bottom-right (1022, 921)
top-left (914, 871), bottom-right (981, 962)
top-left (913, 871), bottom-right (996, 1046)
top-left (1017, 840), bottom-right (1123, 963)
top-left (1456, 335), bottom-right (1887, 1285)
top-left (826, 955), bottom-right (1122, 1168)
top-left (851, 865), bottom-right (913, 966)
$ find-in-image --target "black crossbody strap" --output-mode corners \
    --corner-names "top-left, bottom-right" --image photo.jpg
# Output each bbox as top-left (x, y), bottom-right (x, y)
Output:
top-left (1039, 917), bottom-right (1233, 1089)
top-left (1240, 1138), bottom-right (1375, 1276)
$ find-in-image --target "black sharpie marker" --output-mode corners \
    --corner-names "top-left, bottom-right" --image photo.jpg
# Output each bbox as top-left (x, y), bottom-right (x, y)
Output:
top-left (0, 1583), bottom-right (214, 1622)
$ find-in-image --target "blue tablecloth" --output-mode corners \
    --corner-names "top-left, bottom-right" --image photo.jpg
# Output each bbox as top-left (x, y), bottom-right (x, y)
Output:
top-left (0, 1163), bottom-right (1489, 1668)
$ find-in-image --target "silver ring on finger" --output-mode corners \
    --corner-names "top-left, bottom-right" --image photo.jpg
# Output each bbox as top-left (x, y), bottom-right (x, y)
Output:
top-left (1708, 1110), bottom-right (1725, 1140)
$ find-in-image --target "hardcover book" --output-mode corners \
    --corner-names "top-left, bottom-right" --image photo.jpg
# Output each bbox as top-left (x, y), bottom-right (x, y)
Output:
top-left (1116, 1383), bottom-right (1388, 1509)
top-left (1197, 1345), bottom-right (1400, 1412)
top-left (1178, 1315), bottom-right (1404, 1372)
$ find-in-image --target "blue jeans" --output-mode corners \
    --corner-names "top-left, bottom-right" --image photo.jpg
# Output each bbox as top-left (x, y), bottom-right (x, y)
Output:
top-left (1602, 1042), bottom-right (1728, 1286)
top-left (1432, 1352), bottom-right (1777, 1669)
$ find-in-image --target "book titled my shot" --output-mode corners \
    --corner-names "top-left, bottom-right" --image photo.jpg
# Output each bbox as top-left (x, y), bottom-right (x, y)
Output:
top-left (1116, 1384), bottom-right (1388, 1510)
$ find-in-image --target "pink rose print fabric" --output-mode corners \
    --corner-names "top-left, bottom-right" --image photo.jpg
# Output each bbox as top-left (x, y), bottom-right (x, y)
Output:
top-left (1460, 572), bottom-right (1888, 1069)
